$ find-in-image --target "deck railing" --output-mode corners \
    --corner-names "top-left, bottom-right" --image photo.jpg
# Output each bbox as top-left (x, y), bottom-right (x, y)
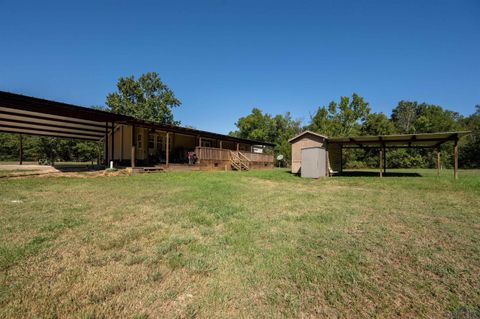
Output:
top-left (195, 147), bottom-right (273, 163)
top-left (195, 147), bottom-right (231, 161)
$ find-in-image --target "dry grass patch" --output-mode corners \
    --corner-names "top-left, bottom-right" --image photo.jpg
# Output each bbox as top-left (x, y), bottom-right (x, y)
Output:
top-left (1, 169), bottom-right (479, 318)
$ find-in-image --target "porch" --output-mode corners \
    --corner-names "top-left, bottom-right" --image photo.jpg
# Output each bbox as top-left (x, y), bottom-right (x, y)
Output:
top-left (128, 147), bottom-right (274, 173)
top-left (107, 124), bottom-right (275, 170)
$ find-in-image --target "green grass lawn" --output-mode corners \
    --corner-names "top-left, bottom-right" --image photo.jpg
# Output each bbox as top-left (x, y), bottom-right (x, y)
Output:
top-left (1, 169), bottom-right (479, 318)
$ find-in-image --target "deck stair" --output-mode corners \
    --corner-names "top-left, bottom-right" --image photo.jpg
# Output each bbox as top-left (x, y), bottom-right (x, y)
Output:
top-left (230, 151), bottom-right (250, 171)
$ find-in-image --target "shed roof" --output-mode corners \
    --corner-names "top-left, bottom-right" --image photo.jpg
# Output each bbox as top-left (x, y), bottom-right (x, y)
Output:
top-left (288, 130), bottom-right (328, 143)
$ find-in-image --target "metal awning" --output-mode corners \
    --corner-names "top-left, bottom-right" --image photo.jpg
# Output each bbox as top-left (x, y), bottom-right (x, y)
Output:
top-left (328, 131), bottom-right (471, 148)
top-left (0, 91), bottom-right (130, 141)
top-left (0, 90), bottom-right (275, 146)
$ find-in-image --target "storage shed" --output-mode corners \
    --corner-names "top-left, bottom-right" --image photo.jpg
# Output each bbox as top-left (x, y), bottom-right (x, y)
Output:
top-left (288, 131), bottom-right (341, 176)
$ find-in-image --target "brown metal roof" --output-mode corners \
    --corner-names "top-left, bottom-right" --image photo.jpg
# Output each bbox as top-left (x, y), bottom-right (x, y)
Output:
top-left (0, 90), bottom-right (275, 146)
top-left (327, 131), bottom-right (471, 148)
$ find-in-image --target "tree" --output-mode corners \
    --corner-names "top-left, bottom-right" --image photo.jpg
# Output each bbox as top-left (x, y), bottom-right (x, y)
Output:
top-left (414, 103), bottom-right (462, 133)
top-left (231, 108), bottom-right (275, 142)
top-left (309, 93), bottom-right (370, 137)
top-left (391, 101), bottom-right (418, 134)
top-left (230, 108), bottom-right (302, 164)
top-left (459, 105), bottom-right (480, 168)
top-left (106, 72), bottom-right (181, 124)
top-left (361, 113), bottom-right (395, 136)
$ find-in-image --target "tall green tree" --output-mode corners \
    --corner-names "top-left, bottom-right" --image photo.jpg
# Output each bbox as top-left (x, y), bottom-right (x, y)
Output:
top-left (106, 72), bottom-right (181, 124)
top-left (361, 113), bottom-right (395, 136)
top-left (459, 105), bottom-right (480, 168)
top-left (309, 93), bottom-right (370, 137)
top-left (391, 101), bottom-right (418, 134)
top-left (230, 108), bottom-right (302, 164)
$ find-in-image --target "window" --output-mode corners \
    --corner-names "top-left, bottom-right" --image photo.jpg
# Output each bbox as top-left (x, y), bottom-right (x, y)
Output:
top-left (156, 134), bottom-right (173, 151)
top-left (137, 134), bottom-right (143, 149)
top-left (157, 135), bottom-right (164, 151)
top-left (148, 134), bottom-right (155, 149)
top-left (201, 139), bottom-right (212, 147)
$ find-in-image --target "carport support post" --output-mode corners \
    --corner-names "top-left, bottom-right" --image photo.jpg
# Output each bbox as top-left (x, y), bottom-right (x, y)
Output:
top-left (166, 132), bottom-right (170, 167)
top-left (111, 122), bottom-right (114, 167)
top-left (105, 123), bottom-right (109, 166)
top-left (436, 147), bottom-right (441, 177)
top-left (383, 144), bottom-right (386, 176)
top-left (340, 145), bottom-right (343, 174)
top-left (19, 134), bottom-right (23, 165)
top-left (379, 148), bottom-right (383, 178)
top-left (454, 139), bottom-right (458, 180)
top-left (131, 124), bottom-right (136, 168)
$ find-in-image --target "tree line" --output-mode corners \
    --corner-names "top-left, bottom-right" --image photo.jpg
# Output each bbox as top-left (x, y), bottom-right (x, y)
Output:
top-left (229, 94), bottom-right (479, 169)
top-left (1, 72), bottom-right (478, 168)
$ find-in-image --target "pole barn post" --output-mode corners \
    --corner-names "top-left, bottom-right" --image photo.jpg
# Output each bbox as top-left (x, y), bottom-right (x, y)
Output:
top-left (340, 145), bottom-right (343, 174)
top-left (436, 147), bottom-right (441, 177)
top-left (383, 144), bottom-right (386, 176)
top-left (379, 148), bottom-right (383, 178)
top-left (131, 124), bottom-right (136, 168)
top-left (105, 123), bottom-right (109, 166)
top-left (454, 139), bottom-right (458, 180)
top-left (166, 132), bottom-right (170, 167)
top-left (19, 134), bottom-right (23, 165)
top-left (111, 122), bottom-right (114, 167)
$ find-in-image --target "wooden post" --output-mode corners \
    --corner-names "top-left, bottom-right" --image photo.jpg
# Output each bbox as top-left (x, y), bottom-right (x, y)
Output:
top-left (131, 124), bottom-right (136, 168)
top-left (105, 123), bottom-right (109, 166)
top-left (236, 143), bottom-right (239, 151)
top-left (198, 136), bottom-right (202, 147)
top-left (121, 125), bottom-right (124, 162)
top-left (379, 148), bottom-right (383, 178)
top-left (19, 134), bottom-right (23, 165)
top-left (454, 139), bottom-right (458, 180)
top-left (166, 132), bottom-right (170, 166)
top-left (111, 122), bottom-right (114, 167)
top-left (325, 141), bottom-right (329, 177)
top-left (340, 145), bottom-right (343, 173)
top-left (219, 140), bottom-right (223, 149)
top-left (436, 147), bottom-right (440, 177)
top-left (383, 144), bottom-right (386, 176)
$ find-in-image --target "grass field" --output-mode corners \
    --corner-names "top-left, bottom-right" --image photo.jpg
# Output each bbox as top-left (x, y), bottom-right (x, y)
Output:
top-left (1, 169), bottom-right (479, 318)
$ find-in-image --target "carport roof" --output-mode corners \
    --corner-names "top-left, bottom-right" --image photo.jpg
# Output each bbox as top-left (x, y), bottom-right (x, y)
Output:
top-left (327, 131), bottom-right (471, 148)
top-left (0, 91), bottom-right (275, 146)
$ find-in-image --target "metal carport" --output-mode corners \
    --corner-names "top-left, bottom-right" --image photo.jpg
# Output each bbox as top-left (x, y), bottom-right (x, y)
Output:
top-left (327, 131), bottom-right (471, 179)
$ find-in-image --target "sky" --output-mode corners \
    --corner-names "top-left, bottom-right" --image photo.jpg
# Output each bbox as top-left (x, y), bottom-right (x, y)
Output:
top-left (1, 0), bottom-right (479, 134)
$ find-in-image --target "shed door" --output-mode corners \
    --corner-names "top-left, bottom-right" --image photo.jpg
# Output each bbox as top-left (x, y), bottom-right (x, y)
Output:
top-left (301, 147), bottom-right (326, 178)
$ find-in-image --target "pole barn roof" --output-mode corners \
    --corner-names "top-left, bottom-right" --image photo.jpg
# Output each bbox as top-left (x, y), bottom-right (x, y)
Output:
top-left (0, 91), bottom-right (275, 146)
top-left (328, 131), bottom-right (471, 148)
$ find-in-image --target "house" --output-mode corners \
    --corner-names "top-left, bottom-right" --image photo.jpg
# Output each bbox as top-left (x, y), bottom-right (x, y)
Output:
top-left (0, 91), bottom-right (275, 171)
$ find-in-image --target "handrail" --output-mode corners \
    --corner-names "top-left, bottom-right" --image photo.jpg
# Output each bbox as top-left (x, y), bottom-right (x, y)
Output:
top-left (238, 151), bottom-right (251, 162)
top-left (196, 146), bottom-right (273, 163)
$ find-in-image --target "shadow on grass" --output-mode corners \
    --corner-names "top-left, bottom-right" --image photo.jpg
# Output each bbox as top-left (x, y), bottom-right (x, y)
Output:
top-left (283, 169), bottom-right (422, 178)
top-left (53, 164), bottom-right (104, 172)
top-left (339, 170), bottom-right (422, 177)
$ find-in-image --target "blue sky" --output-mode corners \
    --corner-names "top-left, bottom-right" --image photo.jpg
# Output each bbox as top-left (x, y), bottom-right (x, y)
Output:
top-left (1, 0), bottom-right (479, 134)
